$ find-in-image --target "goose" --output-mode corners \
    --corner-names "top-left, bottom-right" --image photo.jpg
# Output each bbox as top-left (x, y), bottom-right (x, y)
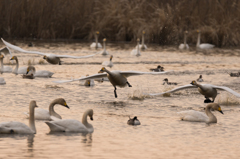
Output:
top-left (0, 54), bottom-right (12, 74)
top-left (90, 31), bottom-right (102, 49)
top-left (45, 109), bottom-right (94, 133)
top-left (196, 30), bottom-right (215, 49)
top-left (102, 55), bottom-right (113, 68)
top-left (24, 98), bottom-right (69, 120)
top-left (127, 116), bottom-right (141, 125)
top-left (53, 67), bottom-right (170, 98)
top-left (81, 74), bottom-right (95, 86)
top-left (149, 65), bottom-right (164, 72)
top-left (131, 38), bottom-right (141, 56)
top-left (100, 38), bottom-right (109, 55)
top-left (197, 75), bottom-right (204, 82)
top-left (136, 31), bottom-right (147, 50)
top-left (177, 103), bottom-right (223, 123)
top-left (10, 56), bottom-right (28, 75)
top-left (2, 38), bottom-right (100, 65)
top-left (0, 77), bottom-right (6, 85)
top-left (163, 78), bottom-right (178, 85)
top-left (0, 100), bottom-right (38, 134)
top-left (26, 65), bottom-right (54, 78)
top-left (179, 31), bottom-right (189, 50)
top-left (148, 80), bottom-right (240, 103)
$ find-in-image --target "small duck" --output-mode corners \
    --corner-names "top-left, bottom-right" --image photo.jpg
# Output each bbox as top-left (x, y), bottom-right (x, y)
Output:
top-left (197, 75), bottom-right (204, 82)
top-left (127, 116), bottom-right (141, 125)
top-left (150, 65), bottom-right (164, 72)
top-left (229, 72), bottom-right (240, 77)
top-left (163, 78), bottom-right (178, 85)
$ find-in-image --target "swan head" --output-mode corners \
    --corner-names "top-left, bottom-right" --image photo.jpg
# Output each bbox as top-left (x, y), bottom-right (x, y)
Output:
top-left (142, 31), bottom-right (145, 34)
top-left (190, 80), bottom-right (197, 85)
top-left (208, 103), bottom-right (224, 114)
top-left (87, 109), bottom-right (94, 120)
top-left (43, 55), bottom-right (47, 59)
top-left (110, 55), bottom-right (113, 61)
top-left (56, 98), bottom-right (69, 109)
top-left (0, 54), bottom-right (4, 59)
top-left (197, 30), bottom-right (201, 33)
top-left (30, 100), bottom-right (38, 108)
top-left (137, 38), bottom-right (140, 42)
top-left (96, 31), bottom-right (99, 35)
top-left (10, 56), bottom-right (16, 60)
top-left (184, 31), bottom-right (188, 34)
top-left (103, 38), bottom-right (106, 42)
top-left (99, 67), bottom-right (106, 73)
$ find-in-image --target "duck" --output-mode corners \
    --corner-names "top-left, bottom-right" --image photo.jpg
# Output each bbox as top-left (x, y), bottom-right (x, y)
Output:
top-left (127, 116), bottom-right (141, 125)
top-left (0, 77), bottom-right (6, 85)
top-left (131, 38), bottom-right (141, 56)
top-left (162, 78), bottom-right (178, 85)
top-left (26, 65), bottom-right (54, 78)
top-left (0, 100), bottom-right (38, 134)
top-left (10, 56), bottom-right (28, 75)
top-left (136, 31), bottom-right (147, 50)
top-left (228, 72), bottom-right (240, 77)
top-left (53, 67), bottom-right (170, 98)
top-left (45, 109), bottom-right (94, 133)
top-left (0, 54), bottom-right (12, 74)
top-left (197, 75), bottom-right (204, 82)
top-left (2, 38), bottom-right (100, 65)
top-left (149, 65), bottom-right (164, 72)
top-left (179, 31), bottom-right (189, 50)
top-left (100, 38), bottom-right (109, 55)
top-left (148, 80), bottom-right (240, 103)
top-left (196, 30), bottom-right (215, 49)
top-left (90, 31), bottom-right (102, 49)
top-left (102, 55), bottom-right (113, 68)
top-left (24, 98), bottom-right (69, 120)
top-left (177, 103), bottom-right (223, 124)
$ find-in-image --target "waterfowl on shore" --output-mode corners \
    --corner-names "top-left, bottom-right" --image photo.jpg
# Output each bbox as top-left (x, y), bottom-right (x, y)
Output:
top-left (2, 38), bottom-right (100, 65)
top-left (45, 109), bottom-right (94, 133)
top-left (177, 103), bottom-right (223, 123)
top-left (0, 77), bottom-right (6, 85)
top-left (196, 30), bottom-right (215, 49)
top-left (53, 67), bottom-right (170, 98)
top-left (81, 74), bottom-right (95, 86)
top-left (131, 38), bottom-right (141, 56)
top-left (101, 38), bottom-right (109, 55)
top-left (150, 65), bottom-right (164, 72)
top-left (136, 31), bottom-right (147, 50)
top-left (90, 31), bottom-right (102, 49)
top-left (0, 54), bottom-right (12, 73)
top-left (148, 80), bottom-right (240, 103)
top-left (197, 75), bottom-right (204, 82)
top-left (162, 78), bottom-right (178, 85)
top-left (0, 101), bottom-right (38, 134)
top-left (10, 56), bottom-right (28, 75)
top-left (228, 72), bottom-right (240, 77)
top-left (179, 31), bottom-right (189, 50)
top-left (22, 73), bottom-right (35, 79)
top-left (26, 65), bottom-right (54, 78)
top-left (102, 55), bottom-right (113, 68)
top-left (127, 116), bottom-right (141, 125)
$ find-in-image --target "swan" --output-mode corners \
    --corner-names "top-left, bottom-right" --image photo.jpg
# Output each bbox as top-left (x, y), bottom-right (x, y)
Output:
top-left (100, 38), bottom-right (109, 55)
top-left (179, 31), bottom-right (189, 50)
top-left (24, 98), bottom-right (69, 120)
top-left (131, 38), bottom-right (141, 56)
top-left (2, 38), bottom-right (100, 65)
top-left (148, 80), bottom-right (240, 103)
top-left (0, 77), bottom-right (6, 85)
top-left (0, 54), bottom-right (12, 74)
top-left (90, 31), bottom-right (102, 49)
top-left (150, 65), bottom-right (164, 72)
top-left (177, 103), bottom-right (223, 123)
top-left (102, 55), bottom-right (113, 68)
top-left (26, 65), bottom-right (54, 78)
top-left (197, 75), bottom-right (204, 82)
top-left (196, 30), bottom-right (215, 49)
top-left (81, 74), bottom-right (95, 86)
top-left (127, 116), bottom-right (141, 125)
top-left (45, 109), bottom-right (94, 133)
top-left (162, 78), bottom-right (178, 85)
top-left (10, 56), bottom-right (30, 75)
top-left (22, 73), bottom-right (35, 79)
top-left (136, 31), bottom-right (147, 50)
top-left (0, 100), bottom-right (38, 134)
top-left (53, 67), bottom-right (171, 98)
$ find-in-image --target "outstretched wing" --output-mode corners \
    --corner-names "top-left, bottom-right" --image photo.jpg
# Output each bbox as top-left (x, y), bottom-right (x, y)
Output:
top-left (0, 47), bottom-right (12, 56)
top-left (211, 85), bottom-right (240, 97)
top-left (54, 51), bottom-right (101, 59)
top-left (148, 84), bottom-right (197, 96)
top-left (120, 71), bottom-right (172, 78)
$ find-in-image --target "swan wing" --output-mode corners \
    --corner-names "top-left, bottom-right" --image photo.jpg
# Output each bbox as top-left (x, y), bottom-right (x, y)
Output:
top-left (25, 108), bottom-right (51, 120)
top-left (120, 71), bottom-right (171, 78)
top-left (199, 43), bottom-right (215, 49)
top-left (0, 121), bottom-right (33, 134)
top-left (54, 51), bottom-right (101, 59)
top-left (0, 77), bottom-right (6, 85)
top-left (35, 70), bottom-right (54, 77)
top-left (0, 47), bottom-right (12, 56)
top-left (211, 85), bottom-right (240, 97)
top-left (177, 110), bottom-right (208, 122)
top-left (148, 84), bottom-right (197, 96)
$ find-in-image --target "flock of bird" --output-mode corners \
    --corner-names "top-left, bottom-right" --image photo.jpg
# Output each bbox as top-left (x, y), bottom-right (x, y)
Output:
top-left (0, 30), bottom-right (239, 134)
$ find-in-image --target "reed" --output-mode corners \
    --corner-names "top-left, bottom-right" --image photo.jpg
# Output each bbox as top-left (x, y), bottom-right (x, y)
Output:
top-left (0, 0), bottom-right (240, 46)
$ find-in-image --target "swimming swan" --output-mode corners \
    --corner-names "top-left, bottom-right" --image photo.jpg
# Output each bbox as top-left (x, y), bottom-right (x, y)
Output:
top-left (0, 100), bottom-right (38, 134)
top-left (131, 38), bottom-right (141, 56)
top-left (24, 98), bottom-right (69, 120)
top-left (197, 75), bottom-right (204, 82)
top-left (196, 30), bottom-right (215, 49)
top-left (100, 38), bottom-right (109, 55)
top-left (177, 103), bottom-right (223, 123)
top-left (2, 38), bottom-right (100, 65)
top-left (0, 77), bottom-right (6, 85)
top-left (136, 31), bottom-right (147, 50)
top-left (179, 31), bottom-right (189, 50)
top-left (102, 55), bottom-right (113, 68)
top-left (90, 31), bottom-right (102, 49)
top-left (45, 109), bottom-right (94, 133)
top-left (10, 56), bottom-right (28, 75)
top-left (0, 54), bottom-right (12, 73)
top-left (53, 67), bottom-right (171, 98)
top-left (148, 80), bottom-right (240, 103)
top-left (127, 116), bottom-right (141, 125)
top-left (26, 65), bottom-right (54, 78)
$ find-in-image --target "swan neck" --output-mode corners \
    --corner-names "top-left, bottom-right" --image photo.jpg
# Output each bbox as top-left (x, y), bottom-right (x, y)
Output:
top-left (29, 105), bottom-right (36, 133)
top-left (205, 105), bottom-right (217, 123)
top-left (104, 68), bottom-right (111, 74)
top-left (103, 41), bottom-right (106, 51)
top-left (95, 35), bottom-right (98, 49)
top-left (197, 32), bottom-right (201, 47)
top-left (49, 100), bottom-right (62, 119)
top-left (184, 33), bottom-right (187, 46)
top-left (196, 82), bottom-right (206, 91)
top-left (13, 58), bottom-right (19, 74)
top-left (0, 58), bottom-right (3, 72)
top-left (142, 34), bottom-right (145, 45)
top-left (82, 110), bottom-right (92, 129)
top-left (137, 41), bottom-right (140, 52)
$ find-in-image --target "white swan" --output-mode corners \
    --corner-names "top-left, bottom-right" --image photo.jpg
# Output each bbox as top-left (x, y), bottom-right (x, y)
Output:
top-left (0, 77), bottom-right (6, 85)
top-left (148, 80), bottom-right (240, 103)
top-left (90, 31), bottom-right (102, 49)
top-left (136, 31), bottom-right (147, 50)
top-left (196, 30), bottom-right (215, 49)
top-left (53, 67), bottom-right (171, 98)
top-left (197, 75), bottom-right (203, 82)
top-left (2, 38), bottom-right (100, 65)
top-left (102, 55), bottom-right (113, 68)
top-left (26, 65), bottom-right (54, 78)
top-left (45, 109), bottom-right (94, 133)
top-left (0, 54), bottom-right (12, 74)
top-left (131, 38), bottom-right (141, 56)
top-left (100, 38), bottom-right (109, 55)
top-left (24, 98), bottom-right (69, 120)
top-left (127, 116), bottom-right (141, 125)
top-left (80, 74), bottom-right (95, 86)
top-left (177, 103), bottom-right (223, 123)
top-left (10, 56), bottom-right (29, 75)
top-left (0, 100), bottom-right (38, 134)
top-left (179, 31), bottom-right (189, 50)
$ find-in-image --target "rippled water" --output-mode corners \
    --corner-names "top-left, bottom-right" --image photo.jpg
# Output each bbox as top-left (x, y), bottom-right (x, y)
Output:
top-left (1, 41), bottom-right (240, 159)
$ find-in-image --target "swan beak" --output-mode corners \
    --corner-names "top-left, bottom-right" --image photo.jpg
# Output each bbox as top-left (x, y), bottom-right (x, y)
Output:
top-left (43, 56), bottom-right (47, 59)
top-left (219, 110), bottom-right (224, 114)
top-left (35, 105), bottom-right (38, 108)
top-left (218, 107), bottom-right (223, 114)
top-left (65, 105), bottom-right (70, 109)
top-left (190, 81), bottom-right (194, 85)
top-left (10, 56), bottom-right (14, 60)
top-left (90, 117), bottom-right (93, 120)
top-left (26, 69), bottom-right (29, 74)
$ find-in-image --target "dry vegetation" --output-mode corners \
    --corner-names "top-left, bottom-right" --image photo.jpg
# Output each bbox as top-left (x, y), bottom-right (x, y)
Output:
top-left (0, 0), bottom-right (240, 46)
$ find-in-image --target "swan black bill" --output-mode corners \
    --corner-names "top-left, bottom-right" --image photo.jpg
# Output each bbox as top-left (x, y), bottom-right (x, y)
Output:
top-left (65, 105), bottom-right (70, 109)
top-left (219, 110), bottom-right (224, 114)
